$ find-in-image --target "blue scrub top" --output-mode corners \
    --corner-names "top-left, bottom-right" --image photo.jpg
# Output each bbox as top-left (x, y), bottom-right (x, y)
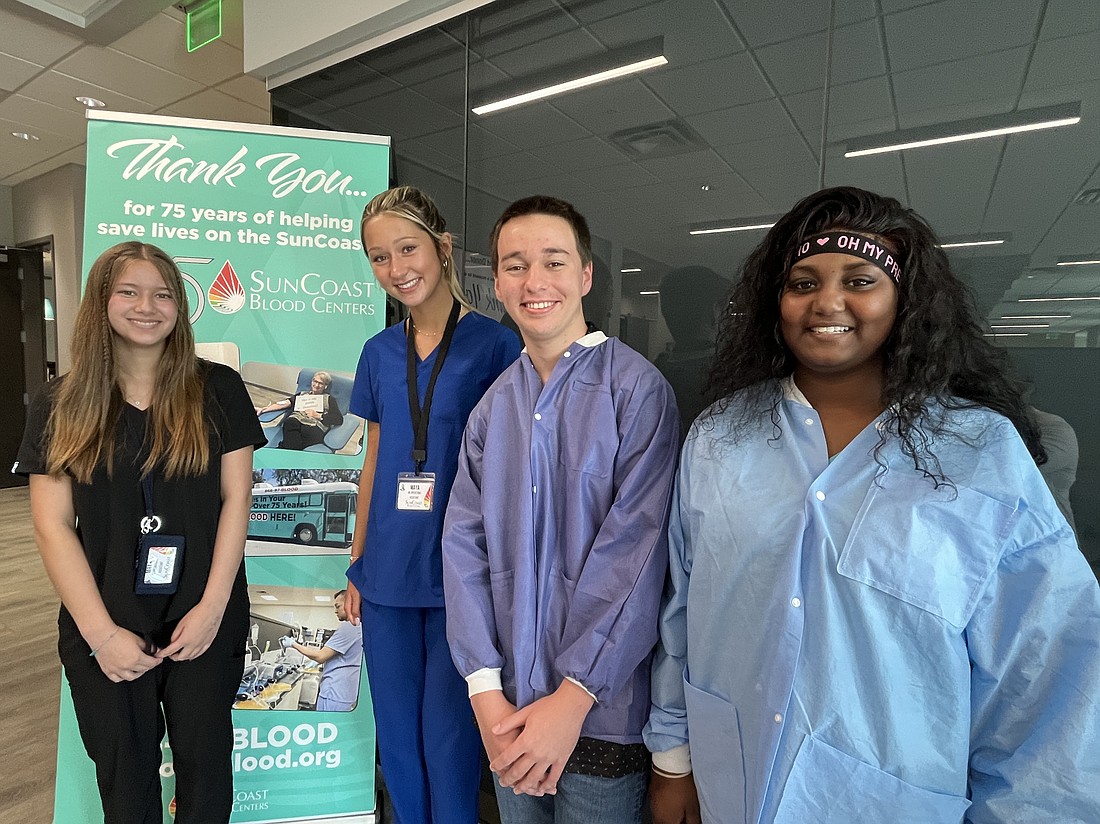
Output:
top-left (348, 311), bottom-right (520, 607)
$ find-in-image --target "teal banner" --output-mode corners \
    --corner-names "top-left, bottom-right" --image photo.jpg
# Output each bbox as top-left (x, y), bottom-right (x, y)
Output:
top-left (57, 111), bottom-right (389, 823)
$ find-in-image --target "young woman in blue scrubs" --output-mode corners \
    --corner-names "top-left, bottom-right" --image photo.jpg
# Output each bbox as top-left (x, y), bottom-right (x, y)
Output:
top-left (646, 187), bottom-right (1100, 824)
top-left (346, 186), bottom-right (520, 824)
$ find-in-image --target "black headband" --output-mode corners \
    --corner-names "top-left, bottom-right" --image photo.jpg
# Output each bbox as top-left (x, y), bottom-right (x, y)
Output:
top-left (791, 232), bottom-right (902, 283)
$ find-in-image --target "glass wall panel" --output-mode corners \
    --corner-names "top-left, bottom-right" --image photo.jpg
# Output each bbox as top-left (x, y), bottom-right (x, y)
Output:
top-left (273, 0), bottom-right (1100, 574)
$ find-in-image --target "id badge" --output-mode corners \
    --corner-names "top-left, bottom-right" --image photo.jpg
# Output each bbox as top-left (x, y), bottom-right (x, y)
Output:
top-left (135, 534), bottom-right (185, 594)
top-left (396, 472), bottom-right (435, 511)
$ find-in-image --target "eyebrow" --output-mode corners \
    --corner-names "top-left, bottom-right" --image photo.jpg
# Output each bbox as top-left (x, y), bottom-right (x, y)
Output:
top-left (366, 236), bottom-right (421, 253)
top-left (789, 260), bottom-right (881, 274)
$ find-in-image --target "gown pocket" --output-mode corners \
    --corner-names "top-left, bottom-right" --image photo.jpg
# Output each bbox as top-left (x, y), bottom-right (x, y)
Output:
top-left (839, 477), bottom-right (1018, 627)
top-left (683, 674), bottom-right (746, 824)
top-left (774, 735), bottom-right (970, 824)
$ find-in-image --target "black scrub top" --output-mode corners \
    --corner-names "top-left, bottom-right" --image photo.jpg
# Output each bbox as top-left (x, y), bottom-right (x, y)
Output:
top-left (16, 360), bottom-right (266, 633)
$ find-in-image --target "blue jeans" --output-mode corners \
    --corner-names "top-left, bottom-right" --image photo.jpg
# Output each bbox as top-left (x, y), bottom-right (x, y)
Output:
top-left (493, 770), bottom-right (648, 824)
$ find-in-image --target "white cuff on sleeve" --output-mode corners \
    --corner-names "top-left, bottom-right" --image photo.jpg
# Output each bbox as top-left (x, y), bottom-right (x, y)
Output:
top-left (651, 743), bottom-right (692, 776)
top-left (465, 667), bottom-right (503, 697)
top-left (564, 676), bottom-right (598, 703)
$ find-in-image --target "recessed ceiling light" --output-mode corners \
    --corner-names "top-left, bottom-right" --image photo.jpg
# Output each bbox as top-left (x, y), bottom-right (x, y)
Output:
top-left (690, 222), bottom-right (775, 236)
top-left (1056, 259), bottom-right (1100, 267)
top-left (11, 131), bottom-right (39, 141)
top-left (700, 184), bottom-right (711, 191)
top-left (639, 290), bottom-right (660, 295)
top-left (621, 267), bottom-right (642, 273)
top-left (75, 96), bottom-right (106, 108)
top-left (844, 102), bottom-right (1080, 157)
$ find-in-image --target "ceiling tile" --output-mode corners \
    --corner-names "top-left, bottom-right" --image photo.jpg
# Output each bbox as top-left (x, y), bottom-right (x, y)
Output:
top-left (644, 52), bottom-right (773, 116)
top-left (159, 88), bottom-right (268, 125)
top-left (527, 136), bottom-right (631, 171)
top-left (112, 11), bottom-right (245, 88)
top-left (902, 141), bottom-right (1004, 233)
top-left (884, 0), bottom-right (1041, 72)
top-left (0, 8), bottom-right (82, 65)
top-left (891, 47), bottom-right (1030, 114)
top-left (216, 75), bottom-right (270, 110)
top-left (467, 123), bottom-right (521, 159)
top-left (587, 0), bottom-right (746, 69)
top-left (717, 0), bottom-right (830, 47)
top-left (344, 87), bottom-right (463, 141)
top-left (0, 116), bottom-right (79, 184)
top-left (1025, 31), bottom-right (1100, 92)
top-left (786, 76), bottom-right (894, 138)
top-left (411, 126), bottom-right (467, 163)
top-left (637, 148), bottom-right (734, 183)
top-left (687, 98), bottom-right (796, 146)
top-left (549, 78), bottom-right (676, 136)
top-left (16, 68), bottom-right (155, 116)
top-left (984, 124), bottom-right (1100, 232)
top-left (470, 2), bottom-right (584, 60)
top-left (474, 103), bottom-right (591, 149)
top-left (0, 93), bottom-right (87, 138)
top-left (824, 149), bottom-right (906, 201)
top-left (755, 19), bottom-right (885, 95)
top-left (2, 143), bottom-right (86, 186)
top-left (477, 27), bottom-right (605, 80)
top-left (739, 159), bottom-right (821, 212)
top-left (555, 160), bottom-right (659, 192)
top-left (715, 132), bottom-right (817, 172)
top-left (0, 51), bottom-right (44, 92)
top-left (54, 45), bottom-right (204, 106)
top-left (1039, 0), bottom-right (1100, 39)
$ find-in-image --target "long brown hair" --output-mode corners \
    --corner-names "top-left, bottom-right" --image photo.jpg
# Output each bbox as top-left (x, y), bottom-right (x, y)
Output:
top-left (361, 185), bottom-right (473, 310)
top-left (46, 241), bottom-right (209, 482)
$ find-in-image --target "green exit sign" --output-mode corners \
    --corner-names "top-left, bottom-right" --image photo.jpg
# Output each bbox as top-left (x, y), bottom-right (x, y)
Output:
top-left (185, 0), bottom-right (222, 52)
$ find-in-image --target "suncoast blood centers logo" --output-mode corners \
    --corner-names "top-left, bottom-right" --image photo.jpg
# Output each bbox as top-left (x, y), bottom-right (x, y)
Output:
top-left (209, 261), bottom-right (247, 314)
top-left (174, 256), bottom-right (245, 322)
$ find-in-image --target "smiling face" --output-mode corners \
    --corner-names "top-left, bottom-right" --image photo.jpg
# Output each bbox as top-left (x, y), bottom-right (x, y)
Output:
top-left (779, 247), bottom-right (898, 382)
top-left (106, 259), bottom-right (179, 354)
top-left (494, 213), bottom-right (592, 355)
top-left (362, 212), bottom-right (451, 309)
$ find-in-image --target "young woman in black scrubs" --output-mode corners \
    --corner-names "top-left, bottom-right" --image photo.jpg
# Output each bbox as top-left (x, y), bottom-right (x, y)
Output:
top-left (17, 241), bottom-right (265, 823)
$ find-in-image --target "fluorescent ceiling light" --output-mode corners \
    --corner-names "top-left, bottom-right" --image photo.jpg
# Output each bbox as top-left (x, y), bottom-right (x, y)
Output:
top-left (621, 267), bottom-right (642, 273)
top-left (1056, 259), bottom-right (1100, 266)
top-left (473, 39), bottom-right (667, 116)
top-left (314, 595), bottom-right (330, 602)
top-left (690, 222), bottom-right (775, 236)
top-left (991, 324), bottom-right (1048, 329)
top-left (1000, 314), bottom-right (1070, 319)
top-left (1018, 296), bottom-right (1100, 302)
top-left (259, 594), bottom-right (278, 601)
top-left (939, 239), bottom-right (1005, 249)
top-left (639, 290), bottom-right (660, 295)
top-left (844, 102), bottom-right (1080, 157)
top-left (984, 333), bottom-right (1028, 337)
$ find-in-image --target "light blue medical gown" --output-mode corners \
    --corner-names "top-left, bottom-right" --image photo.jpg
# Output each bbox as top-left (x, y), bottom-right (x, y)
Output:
top-left (645, 380), bottom-right (1100, 824)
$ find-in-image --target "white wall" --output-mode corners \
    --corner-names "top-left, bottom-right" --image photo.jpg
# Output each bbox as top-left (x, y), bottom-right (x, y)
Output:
top-left (13, 164), bottom-right (86, 374)
top-left (244, 0), bottom-right (496, 85)
top-left (0, 185), bottom-right (13, 246)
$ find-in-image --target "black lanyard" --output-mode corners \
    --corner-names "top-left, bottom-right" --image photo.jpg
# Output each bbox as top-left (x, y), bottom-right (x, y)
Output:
top-left (139, 473), bottom-right (164, 534)
top-left (406, 299), bottom-right (460, 475)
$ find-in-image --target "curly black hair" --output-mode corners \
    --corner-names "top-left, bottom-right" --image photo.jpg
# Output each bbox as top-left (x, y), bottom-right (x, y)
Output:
top-left (705, 185), bottom-right (1044, 483)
